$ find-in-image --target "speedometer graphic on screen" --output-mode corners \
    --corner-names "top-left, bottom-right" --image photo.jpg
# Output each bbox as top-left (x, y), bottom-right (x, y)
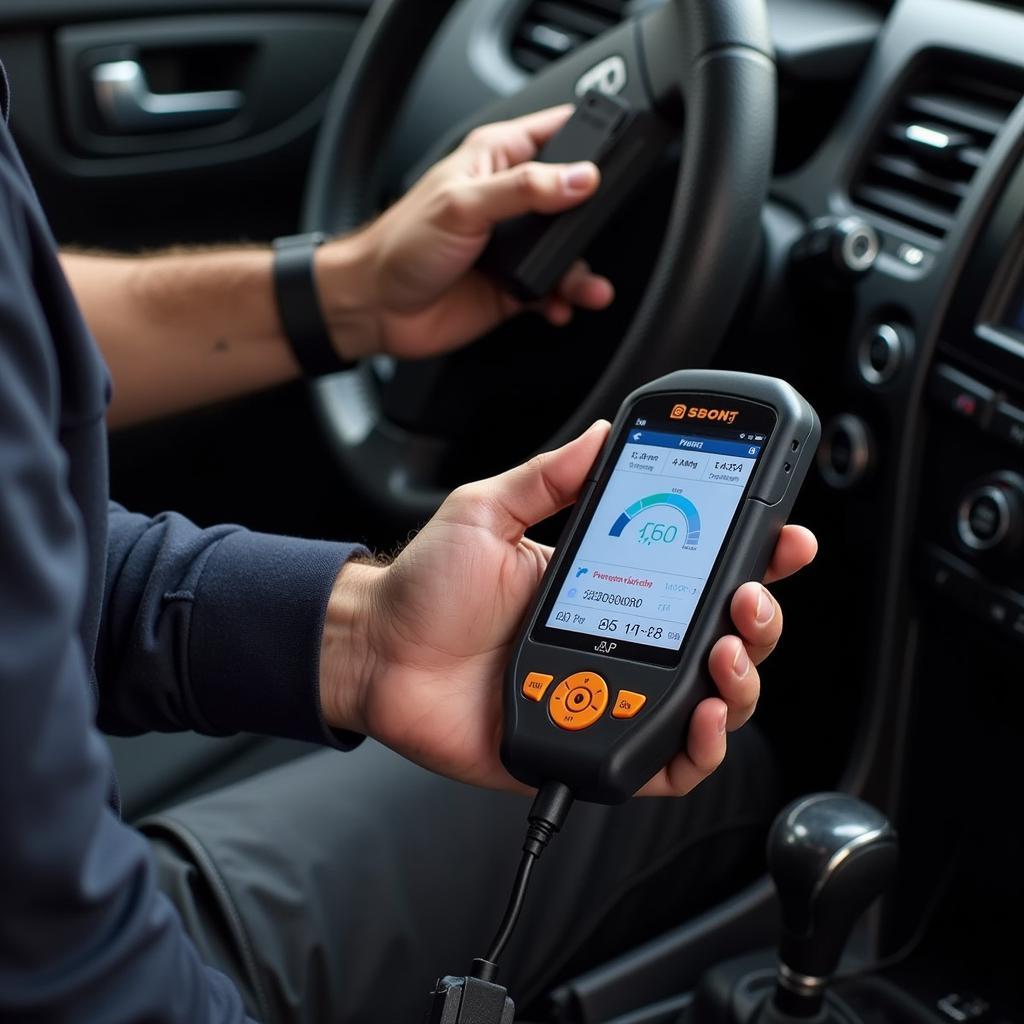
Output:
top-left (608, 493), bottom-right (701, 548)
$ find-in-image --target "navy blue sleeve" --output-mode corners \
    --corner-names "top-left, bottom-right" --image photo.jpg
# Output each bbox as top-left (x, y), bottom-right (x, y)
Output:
top-left (98, 504), bottom-right (366, 748)
top-left (0, 175), bottom-right (258, 1022)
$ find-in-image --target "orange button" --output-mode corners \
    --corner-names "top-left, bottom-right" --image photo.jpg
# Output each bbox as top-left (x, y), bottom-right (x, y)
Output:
top-left (612, 690), bottom-right (647, 719)
top-left (522, 672), bottom-right (555, 702)
top-left (566, 686), bottom-right (592, 711)
top-left (548, 671), bottom-right (609, 731)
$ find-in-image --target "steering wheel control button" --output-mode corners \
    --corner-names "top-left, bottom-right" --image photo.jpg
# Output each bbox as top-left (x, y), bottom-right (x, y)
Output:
top-left (936, 993), bottom-right (989, 1023)
top-left (575, 56), bottom-right (628, 99)
top-left (612, 690), bottom-right (647, 719)
top-left (857, 323), bottom-right (907, 386)
top-left (522, 672), bottom-right (555, 702)
top-left (549, 672), bottom-right (609, 731)
top-left (930, 364), bottom-right (994, 427)
top-left (817, 414), bottom-right (872, 490)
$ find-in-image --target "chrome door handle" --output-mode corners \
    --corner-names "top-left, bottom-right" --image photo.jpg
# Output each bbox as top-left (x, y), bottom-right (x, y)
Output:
top-left (91, 60), bottom-right (243, 133)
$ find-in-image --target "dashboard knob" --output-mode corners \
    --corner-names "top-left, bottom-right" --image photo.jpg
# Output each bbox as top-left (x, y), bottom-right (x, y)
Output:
top-left (791, 215), bottom-right (880, 283)
top-left (857, 322), bottom-right (910, 387)
top-left (956, 473), bottom-right (1024, 554)
top-left (817, 415), bottom-right (873, 490)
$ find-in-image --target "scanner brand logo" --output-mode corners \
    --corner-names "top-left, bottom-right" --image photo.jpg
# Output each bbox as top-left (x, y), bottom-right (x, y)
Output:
top-left (670, 403), bottom-right (740, 425)
top-left (575, 55), bottom-right (628, 98)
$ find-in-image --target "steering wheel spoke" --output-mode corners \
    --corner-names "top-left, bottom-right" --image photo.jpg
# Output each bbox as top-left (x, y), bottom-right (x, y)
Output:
top-left (404, 10), bottom-right (684, 193)
top-left (462, 19), bottom-right (664, 136)
top-left (314, 364), bottom-right (451, 506)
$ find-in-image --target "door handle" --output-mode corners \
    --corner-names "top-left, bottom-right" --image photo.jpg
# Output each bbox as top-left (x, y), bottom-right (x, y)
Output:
top-left (91, 60), bottom-right (243, 133)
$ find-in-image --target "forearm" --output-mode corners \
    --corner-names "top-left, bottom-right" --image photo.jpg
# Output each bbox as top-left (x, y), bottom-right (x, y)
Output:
top-left (62, 240), bottom-right (376, 429)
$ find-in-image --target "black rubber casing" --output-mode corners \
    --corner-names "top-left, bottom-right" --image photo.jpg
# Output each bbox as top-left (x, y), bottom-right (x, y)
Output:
top-left (501, 370), bottom-right (820, 804)
top-left (477, 90), bottom-right (674, 302)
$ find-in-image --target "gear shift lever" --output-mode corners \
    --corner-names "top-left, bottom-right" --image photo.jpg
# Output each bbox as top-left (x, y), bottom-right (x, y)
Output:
top-left (765, 793), bottom-right (898, 1020)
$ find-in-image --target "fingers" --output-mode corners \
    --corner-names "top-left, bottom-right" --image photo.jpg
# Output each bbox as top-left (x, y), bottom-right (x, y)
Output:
top-left (707, 634), bottom-right (761, 731)
top-left (448, 421), bottom-right (610, 539)
top-left (624, 525), bottom-right (818, 797)
top-left (636, 698), bottom-right (727, 797)
top-left (540, 295), bottom-right (574, 327)
top-left (461, 105), bottom-right (575, 167)
top-left (643, 527), bottom-right (817, 781)
top-left (703, 575), bottom-right (786, 732)
top-left (764, 524), bottom-right (817, 584)
top-left (441, 108), bottom-right (614, 323)
top-left (519, 537), bottom-right (558, 586)
top-left (444, 160), bottom-right (600, 232)
top-left (702, 525), bottom-right (814, 714)
top-left (555, 260), bottom-right (615, 310)
top-left (532, 261), bottom-right (614, 326)
top-left (728, 581), bottom-right (783, 666)
top-left (445, 107), bottom-right (590, 223)
top-left (644, 587), bottom-right (777, 793)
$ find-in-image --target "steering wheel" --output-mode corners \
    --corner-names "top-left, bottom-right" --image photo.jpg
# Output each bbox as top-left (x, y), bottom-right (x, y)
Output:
top-left (302, 0), bottom-right (776, 524)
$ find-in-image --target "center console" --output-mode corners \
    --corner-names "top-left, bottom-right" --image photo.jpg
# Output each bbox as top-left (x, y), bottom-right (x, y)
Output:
top-left (475, 2), bottom-right (1024, 1020)
top-left (548, 2), bottom-right (1024, 1020)
top-left (920, 149), bottom-right (1024, 641)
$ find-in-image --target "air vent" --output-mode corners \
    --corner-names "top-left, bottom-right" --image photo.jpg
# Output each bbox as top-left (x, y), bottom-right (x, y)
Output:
top-left (851, 62), bottom-right (1024, 242)
top-left (510, 0), bottom-right (630, 73)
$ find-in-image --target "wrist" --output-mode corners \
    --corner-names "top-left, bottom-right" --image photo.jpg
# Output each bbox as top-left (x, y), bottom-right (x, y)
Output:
top-left (313, 230), bottom-right (383, 361)
top-left (319, 558), bottom-right (387, 734)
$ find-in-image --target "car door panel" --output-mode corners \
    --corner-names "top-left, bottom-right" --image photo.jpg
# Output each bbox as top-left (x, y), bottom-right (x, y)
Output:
top-left (0, 0), bottom-right (371, 28)
top-left (2, 11), bottom-right (364, 247)
top-left (55, 15), bottom-right (358, 161)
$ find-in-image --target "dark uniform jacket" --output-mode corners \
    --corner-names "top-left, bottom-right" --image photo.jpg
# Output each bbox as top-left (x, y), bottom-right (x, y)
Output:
top-left (0, 66), bottom-right (361, 1021)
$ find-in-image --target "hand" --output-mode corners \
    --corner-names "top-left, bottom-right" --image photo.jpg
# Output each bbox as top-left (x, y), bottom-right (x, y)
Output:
top-left (320, 422), bottom-right (817, 795)
top-left (314, 106), bottom-right (614, 361)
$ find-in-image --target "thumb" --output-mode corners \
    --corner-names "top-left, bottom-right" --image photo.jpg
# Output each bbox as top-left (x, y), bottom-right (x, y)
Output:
top-left (450, 421), bottom-right (610, 540)
top-left (453, 160), bottom-right (600, 230)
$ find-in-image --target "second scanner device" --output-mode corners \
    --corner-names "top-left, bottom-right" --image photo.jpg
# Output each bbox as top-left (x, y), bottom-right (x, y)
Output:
top-left (477, 88), bottom-right (672, 301)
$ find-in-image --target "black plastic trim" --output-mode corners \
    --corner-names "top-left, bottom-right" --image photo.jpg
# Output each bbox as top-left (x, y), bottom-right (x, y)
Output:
top-left (0, 0), bottom-right (370, 26)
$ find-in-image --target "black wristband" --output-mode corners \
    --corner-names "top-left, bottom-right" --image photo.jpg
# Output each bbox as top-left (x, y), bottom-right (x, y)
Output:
top-left (272, 232), bottom-right (356, 377)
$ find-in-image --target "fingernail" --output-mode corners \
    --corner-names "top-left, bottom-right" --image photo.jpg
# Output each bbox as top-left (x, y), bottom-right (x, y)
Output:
top-left (732, 644), bottom-right (750, 679)
top-left (755, 586), bottom-right (775, 624)
top-left (562, 162), bottom-right (596, 192)
top-left (718, 708), bottom-right (728, 734)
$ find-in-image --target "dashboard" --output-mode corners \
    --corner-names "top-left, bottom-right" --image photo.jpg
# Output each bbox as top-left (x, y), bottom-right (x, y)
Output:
top-left (394, 0), bottom-right (1024, 1015)
top-left (764, 0), bottom-right (1024, 1015)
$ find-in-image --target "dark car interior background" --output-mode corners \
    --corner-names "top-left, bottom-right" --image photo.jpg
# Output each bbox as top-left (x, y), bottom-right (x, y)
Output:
top-left (2, 0), bottom-right (1019, 1020)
